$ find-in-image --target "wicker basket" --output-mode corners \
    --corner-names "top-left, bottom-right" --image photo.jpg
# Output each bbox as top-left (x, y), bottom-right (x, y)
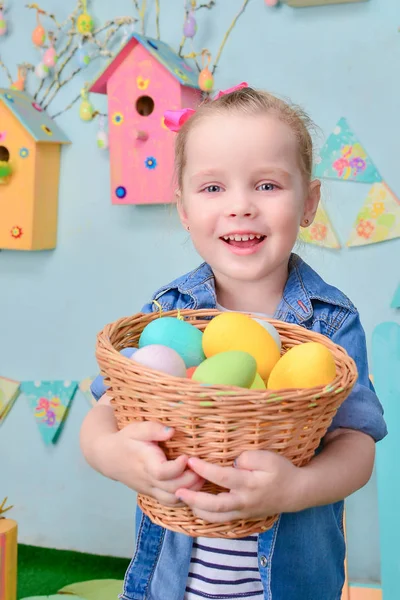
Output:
top-left (96, 309), bottom-right (357, 538)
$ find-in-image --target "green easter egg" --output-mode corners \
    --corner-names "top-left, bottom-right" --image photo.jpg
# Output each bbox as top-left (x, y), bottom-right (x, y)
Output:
top-left (139, 317), bottom-right (205, 368)
top-left (250, 372), bottom-right (266, 390)
top-left (193, 351), bottom-right (257, 388)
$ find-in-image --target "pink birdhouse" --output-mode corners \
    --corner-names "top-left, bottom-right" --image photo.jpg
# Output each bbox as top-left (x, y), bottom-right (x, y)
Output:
top-left (89, 33), bottom-right (202, 205)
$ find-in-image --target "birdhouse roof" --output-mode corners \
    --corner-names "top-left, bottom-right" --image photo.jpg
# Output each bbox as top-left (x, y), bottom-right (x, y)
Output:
top-left (0, 89), bottom-right (70, 144)
top-left (89, 33), bottom-right (200, 94)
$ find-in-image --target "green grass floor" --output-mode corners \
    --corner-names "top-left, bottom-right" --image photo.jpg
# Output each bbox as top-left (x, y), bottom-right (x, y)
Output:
top-left (18, 544), bottom-right (129, 599)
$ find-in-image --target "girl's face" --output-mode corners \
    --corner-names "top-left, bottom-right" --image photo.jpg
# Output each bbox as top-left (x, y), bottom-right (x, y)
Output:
top-left (178, 112), bottom-right (320, 285)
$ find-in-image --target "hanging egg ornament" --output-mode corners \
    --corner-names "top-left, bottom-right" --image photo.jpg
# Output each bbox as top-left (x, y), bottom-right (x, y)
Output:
top-left (198, 50), bottom-right (214, 92)
top-left (35, 61), bottom-right (50, 80)
top-left (0, 6), bottom-right (6, 36)
top-left (76, 45), bottom-right (91, 68)
top-left (79, 89), bottom-right (94, 121)
top-left (183, 10), bottom-right (197, 38)
top-left (32, 9), bottom-right (46, 46)
top-left (96, 116), bottom-right (108, 150)
top-left (43, 32), bottom-right (57, 67)
top-left (77, 13), bottom-right (94, 35)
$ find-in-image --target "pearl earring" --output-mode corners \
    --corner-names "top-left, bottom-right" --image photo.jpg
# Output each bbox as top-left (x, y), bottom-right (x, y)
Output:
top-left (303, 218), bottom-right (310, 226)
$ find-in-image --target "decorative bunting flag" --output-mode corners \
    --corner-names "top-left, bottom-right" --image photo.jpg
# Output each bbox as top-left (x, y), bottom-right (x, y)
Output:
top-left (347, 182), bottom-right (400, 247)
top-left (20, 380), bottom-right (78, 445)
top-left (392, 284), bottom-right (400, 309)
top-left (0, 377), bottom-right (20, 422)
top-left (79, 376), bottom-right (96, 406)
top-left (299, 203), bottom-right (341, 249)
top-left (314, 117), bottom-right (382, 183)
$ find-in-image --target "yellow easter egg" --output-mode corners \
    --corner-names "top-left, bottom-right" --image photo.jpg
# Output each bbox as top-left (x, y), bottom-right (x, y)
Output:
top-left (267, 342), bottom-right (337, 390)
top-left (203, 312), bottom-right (280, 381)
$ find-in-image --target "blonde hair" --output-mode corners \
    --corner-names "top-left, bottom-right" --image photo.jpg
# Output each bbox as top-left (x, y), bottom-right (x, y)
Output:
top-left (174, 86), bottom-right (315, 191)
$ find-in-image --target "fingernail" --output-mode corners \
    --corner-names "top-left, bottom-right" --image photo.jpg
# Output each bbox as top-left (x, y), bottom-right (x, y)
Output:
top-left (164, 426), bottom-right (171, 431)
top-left (177, 497), bottom-right (183, 502)
top-left (233, 459), bottom-right (238, 468)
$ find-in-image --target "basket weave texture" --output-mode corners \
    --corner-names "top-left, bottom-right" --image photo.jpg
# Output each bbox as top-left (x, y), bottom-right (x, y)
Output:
top-left (96, 309), bottom-right (358, 539)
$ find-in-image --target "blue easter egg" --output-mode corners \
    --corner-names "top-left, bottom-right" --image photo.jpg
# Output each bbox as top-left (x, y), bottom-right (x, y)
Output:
top-left (139, 317), bottom-right (205, 368)
top-left (90, 347), bottom-right (137, 400)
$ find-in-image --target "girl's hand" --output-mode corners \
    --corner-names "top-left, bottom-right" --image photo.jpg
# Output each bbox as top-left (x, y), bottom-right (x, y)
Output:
top-left (176, 451), bottom-right (304, 522)
top-left (97, 421), bottom-right (204, 507)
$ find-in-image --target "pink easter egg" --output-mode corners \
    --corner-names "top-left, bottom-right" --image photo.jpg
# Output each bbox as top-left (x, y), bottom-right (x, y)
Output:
top-left (43, 47), bottom-right (57, 67)
top-left (131, 344), bottom-right (186, 378)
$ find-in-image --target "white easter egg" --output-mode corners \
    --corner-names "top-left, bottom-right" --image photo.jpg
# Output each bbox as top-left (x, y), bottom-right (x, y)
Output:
top-left (252, 318), bottom-right (282, 351)
top-left (97, 130), bottom-right (109, 149)
top-left (131, 344), bottom-right (186, 378)
top-left (35, 62), bottom-right (49, 79)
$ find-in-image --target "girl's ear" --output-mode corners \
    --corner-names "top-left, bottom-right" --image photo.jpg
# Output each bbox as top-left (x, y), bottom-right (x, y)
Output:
top-left (302, 179), bottom-right (321, 227)
top-left (176, 190), bottom-right (189, 230)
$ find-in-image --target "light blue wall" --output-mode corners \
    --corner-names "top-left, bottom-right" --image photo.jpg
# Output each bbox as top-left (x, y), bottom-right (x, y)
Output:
top-left (1, 0), bottom-right (399, 583)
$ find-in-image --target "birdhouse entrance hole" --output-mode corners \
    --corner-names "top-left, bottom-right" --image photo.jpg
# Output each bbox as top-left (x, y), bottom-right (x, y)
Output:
top-left (136, 95), bottom-right (155, 117)
top-left (0, 146), bottom-right (10, 162)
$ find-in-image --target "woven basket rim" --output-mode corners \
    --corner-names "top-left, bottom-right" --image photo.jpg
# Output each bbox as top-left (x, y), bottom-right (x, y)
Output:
top-left (96, 309), bottom-right (357, 399)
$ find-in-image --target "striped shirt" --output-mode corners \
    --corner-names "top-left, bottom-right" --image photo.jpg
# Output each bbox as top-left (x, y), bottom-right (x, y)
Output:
top-left (184, 536), bottom-right (263, 599)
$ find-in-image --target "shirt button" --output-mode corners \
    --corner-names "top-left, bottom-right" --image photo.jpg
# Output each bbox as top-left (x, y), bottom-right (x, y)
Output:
top-left (260, 555), bottom-right (268, 568)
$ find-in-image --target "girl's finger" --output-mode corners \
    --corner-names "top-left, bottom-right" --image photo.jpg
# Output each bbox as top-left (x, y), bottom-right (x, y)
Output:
top-left (176, 487), bottom-right (243, 514)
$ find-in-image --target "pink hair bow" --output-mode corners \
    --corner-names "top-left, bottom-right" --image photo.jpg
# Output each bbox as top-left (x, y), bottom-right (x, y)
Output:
top-left (163, 81), bottom-right (248, 133)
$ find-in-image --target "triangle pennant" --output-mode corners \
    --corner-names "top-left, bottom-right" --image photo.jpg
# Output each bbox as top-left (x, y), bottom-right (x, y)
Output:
top-left (314, 118), bottom-right (382, 183)
top-left (20, 380), bottom-right (78, 445)
top-left (0, 377), bottom-right (20, 422)
top-left (299, 203), bottom-right (341, 249)
top-left (391, 284), bottom-right (400, 309)
top-left (347, 182), bottom-right (400, 247)
top-left (79, 377), bottom-right (96, 406)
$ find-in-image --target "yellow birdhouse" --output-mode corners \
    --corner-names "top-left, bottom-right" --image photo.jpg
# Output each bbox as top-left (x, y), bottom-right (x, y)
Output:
top-left (0, 89), bottom-right (70, 250)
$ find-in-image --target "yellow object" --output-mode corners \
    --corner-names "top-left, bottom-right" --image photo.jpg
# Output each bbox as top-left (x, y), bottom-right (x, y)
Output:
top-left (250, 372), bottom-right (266, 390)
top-left (0, 500), bottom-right (17, 600)
top-left (0, 89), bottom-right (70, 250)
top-left (77, 13), bottom-right (94, 35)
top-left (203, 312), bottom-right (281, 381)
top-left (267, 342), bottom-right (337, 390)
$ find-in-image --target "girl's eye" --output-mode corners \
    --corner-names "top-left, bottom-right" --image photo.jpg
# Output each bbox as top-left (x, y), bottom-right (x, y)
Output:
top-left (257, 183), bottom-right (277, 192)
top-left (203, 184), bottom-right (222, 193)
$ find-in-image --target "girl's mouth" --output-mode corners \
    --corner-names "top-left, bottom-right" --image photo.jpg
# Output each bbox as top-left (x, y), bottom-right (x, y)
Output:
top-left (221, 233), bottom-right (266, 248)
top-left (220, 233), bottom-right (267, 255)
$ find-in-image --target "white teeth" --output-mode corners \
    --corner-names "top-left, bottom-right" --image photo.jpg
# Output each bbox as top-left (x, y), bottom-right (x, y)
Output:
top-left (223, 234), bottom-right (264, 241)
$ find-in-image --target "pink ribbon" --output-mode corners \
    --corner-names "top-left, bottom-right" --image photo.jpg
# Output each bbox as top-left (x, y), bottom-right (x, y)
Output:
top-left (164, 81), bottom-right (248, 133)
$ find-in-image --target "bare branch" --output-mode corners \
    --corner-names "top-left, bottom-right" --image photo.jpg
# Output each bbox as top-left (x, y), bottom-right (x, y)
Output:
top-left (212, 0), bottom-right (250, 75)
top-left (0, 57), bottom-right (14, 85)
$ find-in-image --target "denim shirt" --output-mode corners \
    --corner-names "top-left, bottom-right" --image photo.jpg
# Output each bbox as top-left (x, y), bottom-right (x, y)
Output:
top-left (91, 254), bottom-right (387, 600)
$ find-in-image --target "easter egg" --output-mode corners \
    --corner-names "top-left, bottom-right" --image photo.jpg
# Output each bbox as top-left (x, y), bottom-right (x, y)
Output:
top-left (79, 100), bottom-right (94, 121)
top-left (96, 130), bottom-right (109, 149)
top-left (77, 13), bottom-right (94, 35)
top-left (76, 46), bottom-right (91, 68)
top-left (253, 318), bottom-right (282, 351)
top-left (250, 372), bottom-right (266, 390)
top-left (131, 344), bottom-right (186, 378)
top-left (139, 317), bottom-right (205, 368)
top-left (267, 342), bottom-right (337, 390)
top-left (186, 366), bottom-right (196, 378)
top-left (35, 62), bottom-right (49, 79)
top-left (32, 25), bottom-right (46, 46)
top-left (43, 47), bottom-right (57, 67)
top-left (198, 67), bottom-right (214, 92)
top-left (193, 351), bottom-right (257, 388)
top-left (203, 312), bottom-right (280, 381)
